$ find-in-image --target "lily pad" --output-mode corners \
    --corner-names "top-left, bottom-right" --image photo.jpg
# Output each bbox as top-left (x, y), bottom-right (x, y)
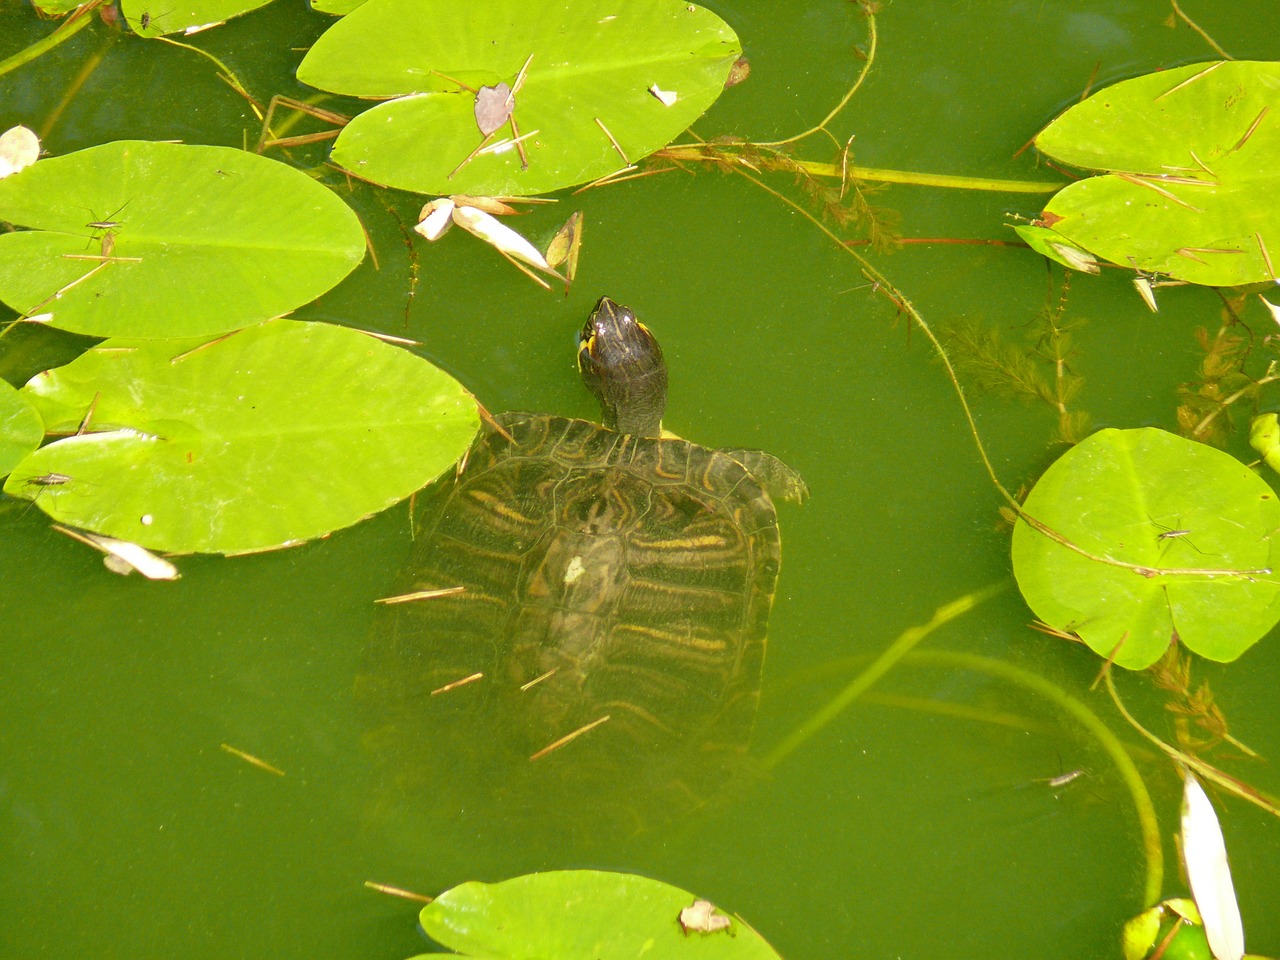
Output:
top-left (3, 320), bottom-right (478, 555)
top-left (0, 141), bottom-right (364, 339)
top-left (297, 0), bottom-right (741, 197)
top-left (417, 871), bottom-right (781, 960)
top-left (310, 0), bottom-right (363, 13)
top-left (0, 378), bottom-right (43, 479)
top-left (1011, 427), bottom-right (1280, 669)
top-left (120, 0), bottom-right (277, 37)
top-left (1032, 61), bottom-right (1280, 286)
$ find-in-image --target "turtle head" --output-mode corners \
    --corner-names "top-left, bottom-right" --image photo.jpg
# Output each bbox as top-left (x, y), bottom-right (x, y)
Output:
top-left (578, 297), bottom-right (668, 437)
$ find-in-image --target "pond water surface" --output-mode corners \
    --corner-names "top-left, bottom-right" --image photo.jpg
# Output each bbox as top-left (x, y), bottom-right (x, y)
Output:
top-left (2, 2), bottom-right (1279, 959)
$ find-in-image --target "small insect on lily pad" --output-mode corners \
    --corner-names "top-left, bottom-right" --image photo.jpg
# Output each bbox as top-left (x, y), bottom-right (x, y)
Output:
top-left (1011, 427), bottom-right (1280, 669)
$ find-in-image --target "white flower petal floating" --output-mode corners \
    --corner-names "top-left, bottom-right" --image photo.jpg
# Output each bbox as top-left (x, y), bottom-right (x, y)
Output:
top-left (1182, 771), bottom-right (1245, 960)
top-left (0, 125), bottom-right (40, 179)
top-left (450, 203), bottom-right (562, 277)
top-left (414, 197), bottom-right (456, 241)
top-left (649, 84), bottom-right (678, 107)
top-left (1259, 295), bottom-right (1280, 328)
top-left (52, 524), bottom-right (181, 580)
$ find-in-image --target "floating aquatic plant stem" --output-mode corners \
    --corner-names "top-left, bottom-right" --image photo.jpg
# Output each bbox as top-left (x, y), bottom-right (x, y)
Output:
top-left (753, 0), bottom-right (879, 149)
top-left (1167, 0), bottom-right (1232, 60)
top-left (39, 33), bottom-right (113, 140)
top-left (0, 0), bottom-right (107, 80)
top-left (729, 166), bottom-right (1023, 513)
top-left (1103, 671), bottom-right (1280, 819)
top-left (157, 35), bottom-right (264, 119)
top-left (658, 144), bottom-right (1063, 194)
top-left (763, 584), bottom-right (1163, 907)
top-left (763, 579), bottom-right (1009, 769)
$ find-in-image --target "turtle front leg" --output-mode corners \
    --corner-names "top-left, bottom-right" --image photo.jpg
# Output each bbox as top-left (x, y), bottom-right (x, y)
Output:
top-left (719, 449), bottom-right (809, 505)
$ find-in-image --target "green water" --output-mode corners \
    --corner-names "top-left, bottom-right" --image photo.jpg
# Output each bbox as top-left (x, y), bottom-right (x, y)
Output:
top-left (2, 2), bottom-right (1279, 958)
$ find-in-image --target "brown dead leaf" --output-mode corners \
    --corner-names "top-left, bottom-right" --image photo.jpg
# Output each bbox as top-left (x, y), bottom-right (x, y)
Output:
top-left (724, 56), bottom-right (751, 88)
top-left (545, 210), bottom-right (584, 281)
top-left (475, 82), bottom-right (514, 136)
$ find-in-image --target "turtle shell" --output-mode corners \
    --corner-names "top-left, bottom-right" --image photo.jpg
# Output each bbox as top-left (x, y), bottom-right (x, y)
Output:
top-left (372, 411), bottom-right (785, 758)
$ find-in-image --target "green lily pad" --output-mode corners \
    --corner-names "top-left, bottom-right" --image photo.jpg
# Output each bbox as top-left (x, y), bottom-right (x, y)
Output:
top-left (0, 378), bottom-right (43, 479)
top-left (1032, 61), bottom-right (1280, 286)
top-left (0, 141), bottom-right (364, 339)
top-left (31, 0), bottom-right (81, 15)
top-left (1013, 224), bottom-right (1099, 274)
top-left (417, 871), bottom-right (781, 960)
top-left (119, 0), bottom-right (277, 37)
top-left (309, 0), bottom-right (363, 14)
top-left (3, 320), bottom-right (478, 555)
top-left (297, 0), bottom-right (741, 197)
top-left (1011, 427), bottom-right (1280, 669)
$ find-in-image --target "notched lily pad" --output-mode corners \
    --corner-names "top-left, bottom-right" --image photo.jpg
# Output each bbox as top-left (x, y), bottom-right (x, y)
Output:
top-left (415, 871), bottom-right (781, 960)
top-left (1032, 61), bottom-right (1280, 286)
top-left (1012, 427), bottom-right (1280, 669)
top-left (4, 320), bottom-right (478, 555)
top-left (297, 0), bottom-right (742, 196)
top-left (119, 0), bottom-right (276, 37)
top-left (0, 140), bottom-right (365, 339)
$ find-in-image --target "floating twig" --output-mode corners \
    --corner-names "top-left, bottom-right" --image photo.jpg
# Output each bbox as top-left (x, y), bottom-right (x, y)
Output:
top-left (529, 715), bottom-right (610, 761)
top-left (220, 743), bottom-right (285, 776)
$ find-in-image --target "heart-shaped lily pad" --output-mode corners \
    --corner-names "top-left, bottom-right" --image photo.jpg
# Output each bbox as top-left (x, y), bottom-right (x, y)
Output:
top-left (416, 871), bottom-right (781, 960)
top-left (1011, 427), bottom-right (1280, 669)
top-left (4, 320), bottom-right (478, 555)
top-left (0, 141), bottom-right (364, 339)
top-left (297, 0), bottom-right (741, 196)
top-left (1032, 61), bottom-right (1280, 286)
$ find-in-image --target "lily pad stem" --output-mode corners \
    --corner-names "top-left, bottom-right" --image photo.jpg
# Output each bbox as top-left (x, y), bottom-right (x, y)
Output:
top-left (659, 145), bottom-right (1062, 194)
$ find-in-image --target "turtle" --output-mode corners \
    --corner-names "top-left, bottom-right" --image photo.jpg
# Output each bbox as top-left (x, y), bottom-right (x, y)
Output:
top-left (363, 296), bottom-right (806, 827)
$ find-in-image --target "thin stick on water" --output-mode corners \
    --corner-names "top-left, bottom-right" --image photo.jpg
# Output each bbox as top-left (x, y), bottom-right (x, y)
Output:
top-left (530, 715), bottom-right (610, 761)
top-left (364, 881), bottom-right (433, 904)
top-left (374, 585), bottom-right (466, 605)
top-left (431, 672), bottom-right (483, 696)
top-left (220, 743), bottom-right (285, 776)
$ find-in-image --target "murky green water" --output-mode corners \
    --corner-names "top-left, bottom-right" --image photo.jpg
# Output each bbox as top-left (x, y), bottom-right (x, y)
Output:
top-left (3, 2), bottom-right (1279, 958)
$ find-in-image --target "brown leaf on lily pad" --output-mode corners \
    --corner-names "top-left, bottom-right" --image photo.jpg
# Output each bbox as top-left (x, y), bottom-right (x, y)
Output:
top-left (475, 82), bottom-right (514, 136)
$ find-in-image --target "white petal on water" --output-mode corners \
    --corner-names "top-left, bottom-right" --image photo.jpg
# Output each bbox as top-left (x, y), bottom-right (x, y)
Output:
top-left (1259, 295), bottom-right (1280, 328)
top-left (1182, 771), bottom-right (1244, 960)
top-left (450, 203), bottom-right (559, 274)
top-left (52, 525), bottom-right (181, 581)
top-left (0, 125), bottom-right (39, 179)
top-left (414, 197), bottom-right (455, 241)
